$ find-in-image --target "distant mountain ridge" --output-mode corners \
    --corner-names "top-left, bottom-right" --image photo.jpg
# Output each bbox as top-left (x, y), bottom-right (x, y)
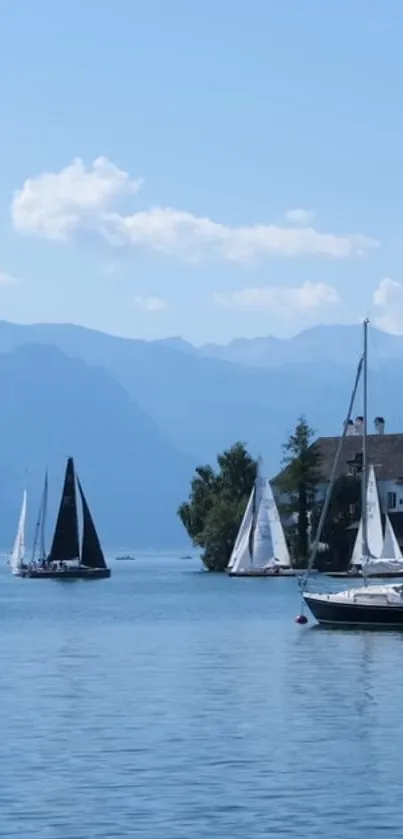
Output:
top-left (0, 319), bottom-right (402, 549)
top-left (198, 324), bottom-right (403, 368)
top-left (135, 323), bottom-right (403, 369)
top-left (0, 320), bottom-right (400, 370)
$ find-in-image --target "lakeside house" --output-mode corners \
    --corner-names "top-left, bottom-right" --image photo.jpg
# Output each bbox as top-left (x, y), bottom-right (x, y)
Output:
top-left (272, 417), bottom-right (403, 548)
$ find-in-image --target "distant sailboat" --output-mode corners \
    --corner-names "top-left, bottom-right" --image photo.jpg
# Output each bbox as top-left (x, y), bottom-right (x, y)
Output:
top-left (9, 489), bottom-right (27, 576)
top-left (328, 464), bottom-right (403, 579)
top-left (364, 514), bottom-right (403, 576)
top-left (228, 460), bottom-right (294, 577)
top-left (30, 469), bottom-right (48, 566)
top-left (22, 458), bottom-right (111, 580)
top-left (227, 489), bottom-right (254, 572)
top-left (382, 515), bottom-right (402, 561)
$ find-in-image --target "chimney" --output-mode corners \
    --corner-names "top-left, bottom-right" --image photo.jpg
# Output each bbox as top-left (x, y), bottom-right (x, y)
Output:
top-left (374, 416), bottom-right (385, 435)
top-left (354, 416), bottom-right (364, 435)
top-left (346, 420), bottom-right (355, 437)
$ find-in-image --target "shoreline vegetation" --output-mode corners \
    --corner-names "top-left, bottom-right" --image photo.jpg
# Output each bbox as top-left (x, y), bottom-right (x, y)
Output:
top-left (178, 417), bottom-right (361, 572)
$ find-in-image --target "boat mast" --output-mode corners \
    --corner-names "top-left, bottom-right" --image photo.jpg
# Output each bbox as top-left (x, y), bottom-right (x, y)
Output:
top-left (40, 470), bottom-right (48, 560)
top-left (362, 318), bottom-right (369, 581)
top-left (31, 474), bottom-right (46, 563)
top-left (299, 350), bottom-right (363, 593)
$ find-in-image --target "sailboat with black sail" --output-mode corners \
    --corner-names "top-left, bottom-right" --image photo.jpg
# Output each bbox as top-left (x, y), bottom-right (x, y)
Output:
top-left (23, 457), bottom-right (110, 579)
top-left (300, 319), bottom-right (403, 627)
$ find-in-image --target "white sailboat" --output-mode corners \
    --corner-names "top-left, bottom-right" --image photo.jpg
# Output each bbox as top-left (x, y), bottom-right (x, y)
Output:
top-left (364, 514), bottom-right (403, 576)
top-left (228, 460), bottom-right (294, 576)
top-left (382, 515), bottom-right (402, 561)
top-left (30, 469), bottom-right (48, 566)
top-left (227, 488), bottom-right (254, 571)
top-left (345, 466), bottom-right (403, 577)
top-left (9, 489), bottom-right (27, 576)
top-left (302, 318), bottom-right (403, 627)
top-left (349, 464), bottom-right (383, 571)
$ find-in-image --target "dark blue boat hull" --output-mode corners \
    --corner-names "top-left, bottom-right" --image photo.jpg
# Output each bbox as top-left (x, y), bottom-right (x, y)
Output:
top-left (304, 594), bottom-right (403, 627)
top-left (21, 566), bottom-right (110, 580)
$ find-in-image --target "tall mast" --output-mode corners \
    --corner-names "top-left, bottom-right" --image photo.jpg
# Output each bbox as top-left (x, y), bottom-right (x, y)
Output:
top-left (31, 472), bottom-right (47, 563)
top-left (40, 470), bottom-right (48, 560)
top-left (362, 318), bottom-right (369, 577)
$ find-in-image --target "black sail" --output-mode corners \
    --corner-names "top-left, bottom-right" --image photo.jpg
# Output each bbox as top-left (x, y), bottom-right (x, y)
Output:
top-left (77, 478), bottom-right (107, 569)
top-left (49, 458), bottom-right (80, 561)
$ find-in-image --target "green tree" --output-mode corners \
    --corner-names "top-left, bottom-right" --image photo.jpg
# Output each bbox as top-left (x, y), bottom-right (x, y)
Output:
top-left (313, 474), bottom-right (361, 570)
top-left (178, 442), bottom-right (257, 571)
top-left (278, 416), bottom-right (322, 567)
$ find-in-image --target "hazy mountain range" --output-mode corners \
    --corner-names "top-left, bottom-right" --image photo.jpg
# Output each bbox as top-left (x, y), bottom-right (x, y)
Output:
top-left (158, 324), bottom-right (403, 368)
top-left (0, 319), bottom-right (401, 550)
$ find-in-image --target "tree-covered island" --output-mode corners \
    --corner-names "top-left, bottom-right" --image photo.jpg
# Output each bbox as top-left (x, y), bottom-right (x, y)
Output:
top-left (178, 417), bottom-right (361, 572)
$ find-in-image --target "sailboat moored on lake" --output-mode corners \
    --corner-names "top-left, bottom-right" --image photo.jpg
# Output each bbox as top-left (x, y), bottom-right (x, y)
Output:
top-left (227, 459), bottom-right (295, 576)
top-left (327, 464), bottom-right (403, 579)
top-left (301, 319), bottom-right (403, 627)
top-left (22, 458), bottom-right (110, 580)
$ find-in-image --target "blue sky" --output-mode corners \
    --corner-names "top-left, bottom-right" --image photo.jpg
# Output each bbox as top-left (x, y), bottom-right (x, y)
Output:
top-left (1, 0), bottom-right (403, 344)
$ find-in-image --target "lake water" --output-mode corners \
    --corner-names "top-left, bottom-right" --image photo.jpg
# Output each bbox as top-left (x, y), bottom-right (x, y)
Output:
top-left (1, 554), bottom-right (403, 837)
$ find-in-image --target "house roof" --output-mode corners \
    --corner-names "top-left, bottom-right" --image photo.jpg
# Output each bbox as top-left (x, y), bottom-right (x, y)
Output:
top-left (273, 433), bottom-right (403, 485)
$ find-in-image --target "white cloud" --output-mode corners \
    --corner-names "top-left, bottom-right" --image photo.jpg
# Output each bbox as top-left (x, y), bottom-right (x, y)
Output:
top-left (214, 281), bottom-right (340, 313)
top-left (133, 295), bottom-right (167, 311)
top-left (12, 157), bottom-right (143, 240)
top-left (284, 208), bottom-right (315, 226)
top-left (373, 278), bottom-right (403, 333)
top-left (107, 207), bottom-right (376, 261)
top-left (11, 157), bottom-right (379, 262)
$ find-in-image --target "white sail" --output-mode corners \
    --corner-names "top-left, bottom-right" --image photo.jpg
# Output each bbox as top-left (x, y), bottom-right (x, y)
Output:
top-left (350, 518), bottom-right (363, 567)
top-left (364, 515), bottom-right (403, 575)
top-left (9, 490), bottom-right (27, 575)
top-left (261, 480), bottom-right (291, 568)
top-left (227, 488), bottom-right (254, 570)
top-left (229, 461), bottom-right (290, 573)
top-left (251, 475), bottom-right (276, 569)
top-left (366, 465), bottom-right (383, 558)
top-left (350, 465), bottom-right (383, 566)
top-left (228, 457), bottom-right (264, 574)
top-left (381, 515), bottom-right (402, 560)
top-left (228, 507), bottom-right (254, 574)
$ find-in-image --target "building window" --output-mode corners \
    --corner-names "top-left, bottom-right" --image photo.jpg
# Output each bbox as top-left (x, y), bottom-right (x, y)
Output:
top-left (387, 492), bottom-right (397, 510)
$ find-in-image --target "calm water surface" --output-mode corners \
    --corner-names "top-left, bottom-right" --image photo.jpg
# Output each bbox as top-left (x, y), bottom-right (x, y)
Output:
top-left (1, 554), bottom-right (403, 837)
